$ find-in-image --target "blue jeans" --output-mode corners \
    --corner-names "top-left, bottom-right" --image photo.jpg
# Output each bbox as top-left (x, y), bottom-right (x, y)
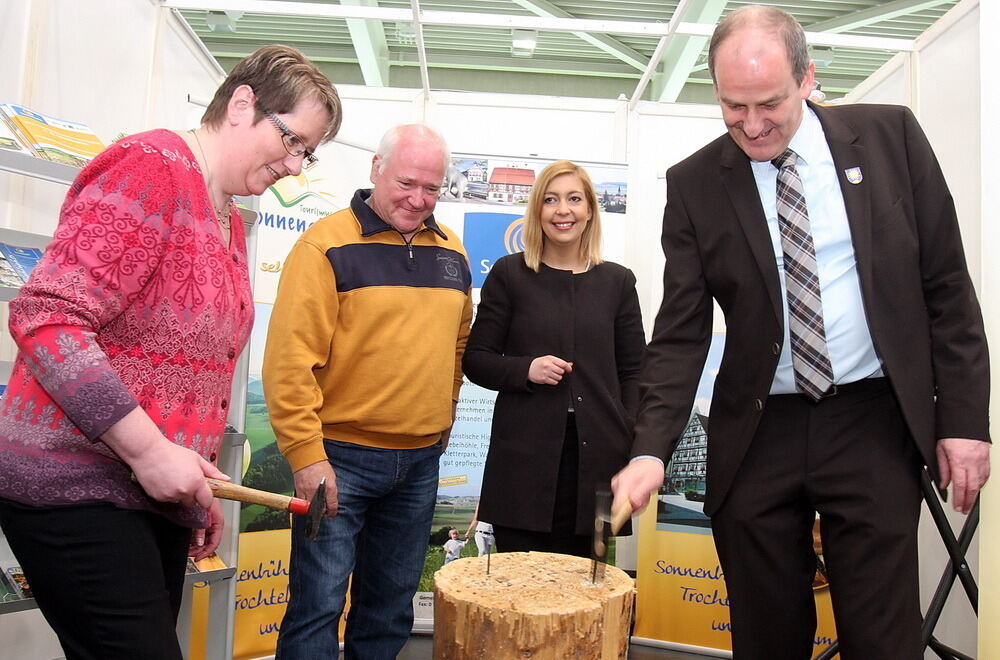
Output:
top-left (275, 439), bottom-right (440, 660)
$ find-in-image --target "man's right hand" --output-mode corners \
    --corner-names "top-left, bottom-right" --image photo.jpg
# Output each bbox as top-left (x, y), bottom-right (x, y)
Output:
top-left (293, 461), bottom-right (339, 518)
top-left (611, 458), bottom-right (665, 514)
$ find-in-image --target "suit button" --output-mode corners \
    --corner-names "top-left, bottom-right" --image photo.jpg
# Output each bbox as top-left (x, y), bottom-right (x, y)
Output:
top-left (221, 399), bottom-right (228, 409)
top-left (772, 342), bottom-right (781, 355)
top-left (210, 452), bottom-right (217, 462)
top-left (228, 348), bottom-right (236, 359)
top-left (577, 396), bottom-right (583, 402)
top-left (754, 398), bottom-right (763, 411)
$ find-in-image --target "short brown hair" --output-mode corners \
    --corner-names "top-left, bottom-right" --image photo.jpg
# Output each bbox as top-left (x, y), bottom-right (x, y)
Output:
top-left (708, 5), bottom-right (810, 86)
top-left (522, 160), bottom-right (603, 272)
top-left (202, 44), bottom-right (342, 143)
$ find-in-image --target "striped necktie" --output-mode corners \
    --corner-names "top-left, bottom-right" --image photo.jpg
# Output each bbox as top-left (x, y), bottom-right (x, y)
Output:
top-left (772, 148), bottom-right (834, 401)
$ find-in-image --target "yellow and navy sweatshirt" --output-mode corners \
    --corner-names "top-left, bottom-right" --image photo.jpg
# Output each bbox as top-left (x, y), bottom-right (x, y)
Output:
top-left (262, 189), bottom-right (473, 472)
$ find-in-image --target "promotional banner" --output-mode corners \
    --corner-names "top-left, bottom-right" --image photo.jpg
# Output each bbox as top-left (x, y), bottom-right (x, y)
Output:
top-left (633, 333), bottom-right (839, 657)
top-left (232, 148), bottom-right (628, 657)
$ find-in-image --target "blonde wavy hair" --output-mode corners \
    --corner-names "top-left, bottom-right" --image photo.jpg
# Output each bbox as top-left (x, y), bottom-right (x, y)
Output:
top-left (522, 160), bottom-right (603, 272)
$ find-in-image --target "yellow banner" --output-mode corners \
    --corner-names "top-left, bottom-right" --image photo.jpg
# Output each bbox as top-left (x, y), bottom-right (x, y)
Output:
top-left (634, 504), bottom-right (838, 656)
top-left (232, 529), bottom-right (292, 660)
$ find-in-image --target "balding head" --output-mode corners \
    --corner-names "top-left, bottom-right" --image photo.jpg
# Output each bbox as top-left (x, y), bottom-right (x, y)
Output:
top-left (708, 5), bottom-right (810, 86)
top-left (375, 124), bottom-right (450, 175)
top-left (369, 124), bottom-right (450, 239)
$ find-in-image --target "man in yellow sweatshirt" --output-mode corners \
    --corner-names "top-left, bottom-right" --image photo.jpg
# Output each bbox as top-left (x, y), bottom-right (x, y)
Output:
top-left (263, 124), bottom-right (472, 660)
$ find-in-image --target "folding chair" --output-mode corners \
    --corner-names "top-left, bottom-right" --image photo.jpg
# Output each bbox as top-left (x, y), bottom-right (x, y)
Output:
top-left (814, 470), bottom-right (980, 660)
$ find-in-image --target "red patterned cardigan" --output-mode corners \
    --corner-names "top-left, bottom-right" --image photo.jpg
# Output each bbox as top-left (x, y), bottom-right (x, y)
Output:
top-left (0, 129), bottom-right (254, 528)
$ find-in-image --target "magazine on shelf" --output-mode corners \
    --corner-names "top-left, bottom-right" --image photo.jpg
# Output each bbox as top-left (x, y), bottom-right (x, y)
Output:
top-left (0, 114), bottom-right (37, 157)
top-left (0, 254), bottom-right (23, 287)
top-left (194, 552), bottom-right (227, 572)
top-left (0, 243), bottom-right (43, 283)
top-left (0, 560), bottom-right (31, 599)
top-left (0, 569), bottom-right (18, 602)
top-left (0, 103), bottom-right (103, 167)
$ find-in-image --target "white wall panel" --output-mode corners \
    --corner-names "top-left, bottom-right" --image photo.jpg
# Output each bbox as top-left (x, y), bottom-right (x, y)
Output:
top-left (979, 0), bottom-right (999, 653)
top-left (628, 105), bottom-right (724, 334)
top-left (852, 3), bottom-right (983, 658)
top-left (915, 6), bottom-right (981, 286)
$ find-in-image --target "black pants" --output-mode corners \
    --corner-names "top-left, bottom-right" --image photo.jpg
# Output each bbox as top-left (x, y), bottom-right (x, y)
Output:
top-left (0, 499), bottom-right (190, 660)
top-left (493, 413), bottom-right (591, 558)
top-left (711, 379), bottom-right (923, 660)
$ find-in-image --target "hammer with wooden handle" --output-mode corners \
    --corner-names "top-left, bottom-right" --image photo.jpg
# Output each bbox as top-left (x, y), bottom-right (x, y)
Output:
top-left (207, 477), bottom-right (327, 540)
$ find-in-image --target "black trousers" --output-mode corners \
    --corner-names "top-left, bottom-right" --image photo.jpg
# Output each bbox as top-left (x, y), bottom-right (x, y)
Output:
top-left (0, 499), bottom-right (190, 660)
top-left (493, 412), bottom-right (591, 558)
top-left (710, 378), bottom-right (923, 660)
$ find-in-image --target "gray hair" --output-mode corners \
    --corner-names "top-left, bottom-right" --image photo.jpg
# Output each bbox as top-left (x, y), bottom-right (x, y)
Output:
top-left (708, 5), bottom-right (810, 86)
top-left (375, 124), bottom-right (451, 174)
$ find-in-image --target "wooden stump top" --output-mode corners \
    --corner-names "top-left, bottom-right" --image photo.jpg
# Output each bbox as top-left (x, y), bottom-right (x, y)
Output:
top-left (433, 552), bottom-right (635, 659)
top-left (434, 551), bottom-right (633, 615)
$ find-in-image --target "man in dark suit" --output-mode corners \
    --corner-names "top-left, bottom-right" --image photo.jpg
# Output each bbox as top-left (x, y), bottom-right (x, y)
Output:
top-left (612, 5), bottom-right (990, 659)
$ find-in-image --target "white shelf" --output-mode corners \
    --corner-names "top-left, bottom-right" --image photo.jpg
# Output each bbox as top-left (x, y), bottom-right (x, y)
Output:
top-left (0, 149), bottom-right (78, 186)
top-left (184, 566), bottom-right (237, 587)
top-left (0, 596), bottom-right (37, 615)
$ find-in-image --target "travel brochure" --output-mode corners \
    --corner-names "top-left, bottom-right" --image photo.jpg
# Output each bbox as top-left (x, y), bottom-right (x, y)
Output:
top-left (0, 242), bottom-right (43, 288)
top-left (0, 102), bottom-right (103, 167)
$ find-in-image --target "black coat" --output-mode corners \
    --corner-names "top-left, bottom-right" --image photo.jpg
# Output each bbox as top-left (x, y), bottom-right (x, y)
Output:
top-left (632, 102), bottom-right (990, 516)
top-left (463, 254), bottom-right (646, 535)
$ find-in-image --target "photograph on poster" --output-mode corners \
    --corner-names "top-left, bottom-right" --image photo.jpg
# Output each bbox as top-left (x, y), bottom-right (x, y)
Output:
top-left (657, 333), bottom-right (725, 534)
top-left (440, 155), bottom-right (628, 214)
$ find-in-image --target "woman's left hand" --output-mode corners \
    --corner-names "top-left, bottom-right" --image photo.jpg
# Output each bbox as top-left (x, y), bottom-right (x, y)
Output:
top-left (189, 499), bottom-right (226, 561)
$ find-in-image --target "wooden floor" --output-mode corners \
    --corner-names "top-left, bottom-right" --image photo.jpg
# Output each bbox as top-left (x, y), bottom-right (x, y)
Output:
top-left (390, 634), bottom-right (717, 659)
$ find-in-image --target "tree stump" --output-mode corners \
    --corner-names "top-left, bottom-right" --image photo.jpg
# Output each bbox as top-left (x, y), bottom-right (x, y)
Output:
top-left (433, 551), bottom-right (635, 659)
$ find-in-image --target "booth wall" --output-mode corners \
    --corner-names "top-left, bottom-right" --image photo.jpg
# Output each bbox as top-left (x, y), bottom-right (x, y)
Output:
top-left (848, 2), bottom-right (984, 656)
top-left (978, 0), bottom-right (999, 656)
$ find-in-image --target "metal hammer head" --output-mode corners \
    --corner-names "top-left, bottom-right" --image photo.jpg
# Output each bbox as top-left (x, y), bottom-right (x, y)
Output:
top-left (303, 477), bottom-right (326, 541)
top-left (591, 490), bottom-right (613, 583)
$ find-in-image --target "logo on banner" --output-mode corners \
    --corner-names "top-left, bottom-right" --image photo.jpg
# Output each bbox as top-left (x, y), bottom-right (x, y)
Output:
top-left (463, 212), bottom-right (525, 288)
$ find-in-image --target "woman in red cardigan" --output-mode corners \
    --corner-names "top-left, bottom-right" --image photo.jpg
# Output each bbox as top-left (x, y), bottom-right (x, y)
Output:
top-left (463, 160), bottom-right (646, 557)
top-left (0, 46), bottom-right (341, 660)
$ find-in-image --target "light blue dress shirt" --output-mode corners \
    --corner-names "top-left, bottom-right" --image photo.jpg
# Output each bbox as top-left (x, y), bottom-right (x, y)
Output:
top-left (750, 103), bottom-right (882, 395)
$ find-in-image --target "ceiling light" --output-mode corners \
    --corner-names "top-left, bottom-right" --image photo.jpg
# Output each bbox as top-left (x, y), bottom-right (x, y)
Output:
top-left (206, 10), bottom-right (243, 33)
top-left (809, 46), bottom-right (834, 68)
top-left (395, 22), bottom-right (417, 46)
top-left (511, 29), bottom-right (537, 58)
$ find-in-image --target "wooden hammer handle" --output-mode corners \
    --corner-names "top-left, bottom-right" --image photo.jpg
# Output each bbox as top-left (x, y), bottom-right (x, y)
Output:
top-left (206, 478), bottom-right (310, 515)
top-left (610, 496), bottom-right (633, 536)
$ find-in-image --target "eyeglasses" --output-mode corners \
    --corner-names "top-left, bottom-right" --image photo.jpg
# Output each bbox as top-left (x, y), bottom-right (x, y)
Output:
top-left (264, 110), bottom-right (318, 170)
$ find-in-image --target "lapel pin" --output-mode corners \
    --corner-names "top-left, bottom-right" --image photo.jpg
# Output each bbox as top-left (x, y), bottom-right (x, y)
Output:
top-left (845, 167), bottom-right (863, 184)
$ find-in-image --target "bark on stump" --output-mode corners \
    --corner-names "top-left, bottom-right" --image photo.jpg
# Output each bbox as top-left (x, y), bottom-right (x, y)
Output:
top-left (433, 551), bottom-right (635, 659)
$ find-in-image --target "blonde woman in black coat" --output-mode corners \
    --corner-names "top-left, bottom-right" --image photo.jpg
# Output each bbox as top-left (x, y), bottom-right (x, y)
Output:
top-left (462, 160), bottom-right (645, 557)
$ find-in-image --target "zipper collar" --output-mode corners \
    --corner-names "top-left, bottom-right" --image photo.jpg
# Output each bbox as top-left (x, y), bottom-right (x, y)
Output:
top-left (351, 189), bottom-right (448, 240)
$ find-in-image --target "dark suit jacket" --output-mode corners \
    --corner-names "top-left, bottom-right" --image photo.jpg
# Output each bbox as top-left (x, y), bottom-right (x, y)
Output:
top-left (632, 102), bottom-right (990, 516)
top-left (463, 254), bottom-right (646, 534)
